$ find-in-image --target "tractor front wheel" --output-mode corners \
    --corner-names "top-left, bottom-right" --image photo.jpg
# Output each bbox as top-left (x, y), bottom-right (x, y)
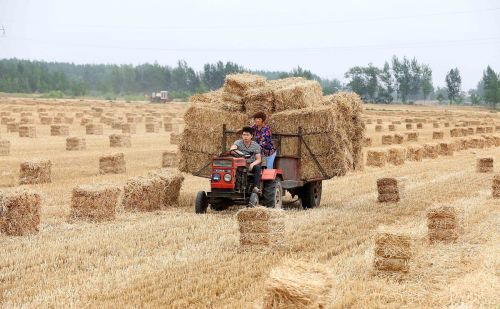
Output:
top-left (299, 180), bottom-right (322, 209)
top-left (195, 191), bottom-right (208, 214)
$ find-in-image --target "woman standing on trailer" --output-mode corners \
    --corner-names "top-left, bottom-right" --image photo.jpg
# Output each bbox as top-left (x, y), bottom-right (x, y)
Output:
top-left (252, 112), bottom-right (277, 169)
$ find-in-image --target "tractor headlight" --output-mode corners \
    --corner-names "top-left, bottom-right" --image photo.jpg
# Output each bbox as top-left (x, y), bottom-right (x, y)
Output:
top-left (212, 173), bottom-right (221, 181)
top-left (224, 173), bottom-right (232, 182)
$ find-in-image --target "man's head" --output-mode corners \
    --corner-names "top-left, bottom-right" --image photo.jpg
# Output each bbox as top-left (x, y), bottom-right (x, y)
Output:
top-left (253, 112), bottom-right (266, 127)
top-left (241, 126), bottom-right (253, 142)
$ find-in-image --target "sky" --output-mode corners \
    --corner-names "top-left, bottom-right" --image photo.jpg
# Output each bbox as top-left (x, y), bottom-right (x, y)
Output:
top-left (0, 0), bottom-right (499, 90)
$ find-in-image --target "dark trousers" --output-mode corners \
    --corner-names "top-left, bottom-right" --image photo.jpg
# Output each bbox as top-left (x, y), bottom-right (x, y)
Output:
top-left (252, 165), bottom-right (262, 188)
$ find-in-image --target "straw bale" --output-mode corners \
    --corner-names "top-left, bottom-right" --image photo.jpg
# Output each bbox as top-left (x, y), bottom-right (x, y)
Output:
top-left (300, 152), bottom-right (350, 179)
top-left (423, 143), bottom-right (439, 159)
top-left (432, 131), bottom-right (444, 139)
top-left (466, 137), bottom-right (485, 149)
top-left (86, 124), bottom-right (103, 135)
top-left (19, 159), bottom-right (52, 184)
top-left (69, 184), bottom-right (121, 222)
top-left (404, 118), bottom-right (413, 123)
top-left (273, 79), bottom-right (322, 112)
top-left (163, 122), bottom-right (173, 132)
top-left (111, 121), bottom-right (123, 130)
top-left (189, 90), bottom-right (223, 109)
top-left (0, 140), bottom-right (10, 156)
top-left (406, 144), bottom-right (423, 161)
top-left (406, 132), bottom-right (418, 142)
top-left (492, 175), bottom-right (500, 198)
top-left (476, 157), bottom-right (493, 173)
top-left (376, 119), bottom-right (382, 124)
top-left (427, 229), bottom-right (459, 242)
top-left (377, 177), bottom-right (407, 202)
top-left (482, 135), bottom-right (495, 147)
top-left (244, 85), bottom-right (274, 117)
top-left (50, 125), bottom-right (69, 136)
top-left (40, 116), bottom-right (53, 125)
top-left (80, 118), bottom-right (93, 126)
top-left (2, 117), bottom-right (15, 125)
top-left (375, 125), bottom-right (383, 132)
top-left (53, 117), bottom-right (63, 124)
top-left (237, 207), bottom-right (285, 252)
top-left (387, 147), bottom-right (406, 166)
top-left (178, 150), bottom-right (214, 177)
top-left (170, 133), bottom-right (181, 145)
top-left (223, 73), bottom-right (266, 95)
top-left (388, 124), bottom-right (395, 131)
top-left (179, 126), bottom-right (238, 154)
top-left (6, 122), bottom-right (18, 133)
top-left (496, 125), bottom-right (500, 132)
top-left (494, 135), bottom-right (500, 147)
top-left (433, 122), bottom-right (440, 128)
top-left (183, 105), bottom-right (247, 132)
top-left (145, 122), bottom-right (160, 133)
top-left (18, 125), bottom-right (36, 138)
top-left (427, 206), bottom-right (457, 229)
top-left (269, 106), bottom-right (334, 135)
top-left (392, 134), bottom-right (403, 144)
top-left (147, 169), bottom-right (185, 207)
top-left (406, 123), bottom-right (413, 130)
top-left (373, 232), bottom-right (411, 273)
top-left (438, 142), bottom-right (454, 156)
top-left (162, 151), bottom-right (178, 168)
top-left (476, 126), bottom-right (485, 134)
top-left (121, 123), bottom-right (136, 134)
top-left (20, 117), bottom-right (35, 124)
top-left (381, 135), bottom-right (393, 145)
top-left (0, 188), bottom-right (41, 236)
top-left (416, 123), bottom-right (423, 129)
top-left (99, 153), bottom-right (126, 174)
top-left (366, 149), bottom-right (387, 167)
top-left (444, 122), bottom-right (450, 127)
top-left (0, 171), bottom-right (16, 187)
top-left (122, 175), bottom-right (163, 211)
top-left (366, 119), bottom-right (373, 124)
top-left (64, 117), bottom-right (74, 124)
top-left (363, 137), bottom-right (372, 147)
top-left (262, 260), bottom-right (333, 309)
top-left (109, 134), bottom-right (131, 148)
top-left (485, 126), bottom-right (493, 133)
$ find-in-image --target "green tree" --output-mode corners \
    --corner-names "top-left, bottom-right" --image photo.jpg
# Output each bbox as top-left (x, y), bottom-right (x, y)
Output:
top-left (421, 65), bottom-right (433, 100)
top-left (481, 66), bottom-right (499, 109)
top-left (376, 61), bottom-right (394, 103)
top-left (445, 68), bottom-right (461, 104)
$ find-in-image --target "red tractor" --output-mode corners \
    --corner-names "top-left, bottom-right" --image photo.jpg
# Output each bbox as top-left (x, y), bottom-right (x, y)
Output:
top-left (194, 125), bottom-right (330, 213)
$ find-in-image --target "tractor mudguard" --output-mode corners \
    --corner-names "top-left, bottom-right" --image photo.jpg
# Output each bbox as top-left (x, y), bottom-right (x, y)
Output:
top-left (261, 168), bottom-right (283, 181)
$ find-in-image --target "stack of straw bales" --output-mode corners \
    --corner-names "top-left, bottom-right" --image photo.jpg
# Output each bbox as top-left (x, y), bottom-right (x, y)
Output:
top-left (0, 189), bottom-right (41, 236)
top-left (0, 140), bottom-right (10, 156)
top-left (406, 144), bottom-right (423, 161)
top-left (99, 153), bottom-right (126, 174)
top-left (367, 149), bottom-right (387, 167)
top-left (237, 206), bottom-right (285, 253)
top-left (222, 74), bottom-right (266, 112)
top-left (50, 125), bottom-right (69, 136)
top-left (66, 137), bottom-right (86, 151)
top-left (162, 151), bottom-right (177, 168)
top-left (19, 159), bottom-right (52, 184)
top-left (262, 261), bottom-right (333, 309)
top-left (19, 125), bottom-right (36, 138)
top-left (387, 147), bottom-right (406, 165)
top-left (86, 124), bottom-right (103, 135)
top-left (373, 232), bottom-right (411, 273)
top-left (427, 206), bottom-right (458, 243)
top-left (492, 175), bottom-right (500, 198)
top-left (476, 157), bottom-right (493, 173)
top-left (377, 177), bottom-right (406, 202)
top-left (432, 131), bottom-right (444, 140)
top-left (70, 184), bottom-right (121, 222)
top-left (109, 134), bottom-right (131, 148)
top-left (121, 123), bottom-right (136, 134)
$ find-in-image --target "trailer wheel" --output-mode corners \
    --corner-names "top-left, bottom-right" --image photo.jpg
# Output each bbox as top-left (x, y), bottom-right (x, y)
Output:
top-left (263, 179), bottom-right (283, 209)
top-left (299, 181), bottom-right (322, 209)
top-left (195, 191), bottom-right (208, 214)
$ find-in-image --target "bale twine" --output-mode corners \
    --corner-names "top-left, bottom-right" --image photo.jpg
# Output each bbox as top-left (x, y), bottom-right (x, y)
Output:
top-left (388, 124), bottom-right (396, 131)
top-left (387, 147), bottom-right (406, 166)
top-left (109, 134), bottom-right (131, 148)
top-left (373, 232), bottom-right (411, 273)
top-left (99, 153), bottom-right (126, 174)
top-left (0, 140), bottom-right (10, 156)
top-left (19, 159), bottom-right (52, 184)
top-left (376, 119), bottom-right (383, 124)
top-left (86, 124), bottom-right (103, 135)
top-left (366, 149), bottom-right (387, 167)
top-left (438, 142), bottom-right (454, 156)
top-left (170, 133), bottom-right (181, 145)
top-left (377, 177), bottom-right (406, 202)
top-left (50, 125), bottom-right (69, 136)
top-left (0, 188), bottom-right (41, 236)
top-left (375, 125), bottom-right (383, 132)
top-left (476, 157), bottom-right (493, 173)
top-left (381, 135), bottom-right (393, 145)
top-left (492, 175), bottom-right (500, 198)
top-left (427, 206), bottom-right (458, 243)
top-left (66, 137), bottom-right (86, 151)
top-left (416, 123), bottom-right (423, 129)
top-left (423, 143), bottom-right (439, 159)
top-left (406, 132), bottom-right (418, 142)
top-left (121, 123), bottom-right (136, 134)
top-left (393, 134), bottom-right (404, 144)
top-left (6, 123), bottom-right (19, 133)
top-left (162, 151), bottom-right (178, 168)
top-left (237, 206), bottom-right (285, 253)
top-left (432, 131), bottom-right (444, 140)
top-left (69, 184), bottom-right (121, 222)
top-left (145, 122), bottom-right (160, 133)
top-left (406, 145), bottom-right (423, 161)
top-left (262, 260), bottom-right (333, 309)
top-left (406, 123), bottom-right (413, 130)
top-left (18, 125), bottom-right (36, 138)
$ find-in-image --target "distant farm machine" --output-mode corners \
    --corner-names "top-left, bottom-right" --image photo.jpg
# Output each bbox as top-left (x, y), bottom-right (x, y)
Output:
top-left (150, 91), bottom-right (172, 103)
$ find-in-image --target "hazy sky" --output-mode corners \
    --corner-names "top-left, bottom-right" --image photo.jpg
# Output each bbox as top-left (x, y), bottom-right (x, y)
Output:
top-left (0, 0), bottom-right (499, 90)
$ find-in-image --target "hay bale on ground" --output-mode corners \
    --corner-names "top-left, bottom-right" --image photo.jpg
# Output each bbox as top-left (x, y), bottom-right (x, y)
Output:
top-left (19, 159), bottom-right (52, 184)
top-left (237, 206), bottom-right (285, 253)
top-left (482, 135), bottom-right (496, 147)
top-left (393, 134), bottom-right (404, 144)
top-left (99, 153), bottom-right (126, 174)
top-left (122, 175), bottom-right (163, 211)
top-left (148, 169), bottom-right (185, 207)
top-left (86, 124), bottom-right (103, 135)
top-left (376, 119), bottom-right (383, 124)
top-left (476, 127), bottom-right (485, 134)
top-left (162, 151), bottom-right (178, 168)
top-left (450, 128), bottom-right (462, 137)
top-left (466, 137), bottom-right (485, 149)
top-left (406, 132), bottom-right (418, 142)
top-left (406, 144), bottom-right (423, 161)
top-left (18, 125), bottom-right (36, 138)
top-left (0, 189), bottom-right (41, 236)
top-left (433, 131), bottom-right (444, 139)
top-left (0, 140), bottom-right (10, 156)
top-left (145, 122), bottom-right (160, 133)
top-left (64, 117), bottom-right (74, 124)
top-left (381, 135), bottom-right (393, 145)
top-left (121, 123), bottom-right (136, 134)
top-left (20, 117), bottom-right (35, 124)
top-left (492, 175), bottom-right (500, 198)
top-left (109, 134), bottom-right (131, 148)
top-left (69, 184), bottom-right (121, 222)
top-left (366, 119), bottom-right (373, 124)
top-left (366, 149), bottom-right (387, 167)
top-left (375, 125), bottom-right (383, 132)
top-left (66, 137), bottom-right (86, 151)
top-left (406, 123), bottom-right (413, 130)
top-left (377, 177), bottom-right (407, 202)
top-left (363, 137), bottom-right (372, 147)
top-left (444, 122), bottom-right (450, 127)
top-left (427, 206), bottom-right (458, 243)
top-left (388, 124), bottom-right (396, 131)
top-left (423, 143), bottom-right (439, 159)
top-left (416, 123), bottom-right (423, 129)
top-left (485, 127), bottom-right (493, 133)
top-left (163, 122), bottom-right (172, 132)
top-left (387, 147), bottom-right (406, 166)
top-left (50, 125), bottom-right (69, 136)
top-left (6, 122), bottom-right (19, 133)
top-left (170, 133), bottom-right (181, 145)
top-left (438, 142), bottom-right (454, 156)
top-left (476, 157), bottom-right (493, 173)
top-left (262, 260), bottom-right (333, 309)
top-left (433, 122), bottom-right (440, 128)
top-left (373, 232), bottom-right (411, 273)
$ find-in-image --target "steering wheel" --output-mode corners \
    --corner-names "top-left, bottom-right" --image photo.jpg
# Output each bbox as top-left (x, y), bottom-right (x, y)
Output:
top-left (229, 149), bottom-right (246, 157)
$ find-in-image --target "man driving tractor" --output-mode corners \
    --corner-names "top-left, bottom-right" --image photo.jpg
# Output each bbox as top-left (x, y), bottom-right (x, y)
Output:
top-left (230, 126), bottom-right (262, 194)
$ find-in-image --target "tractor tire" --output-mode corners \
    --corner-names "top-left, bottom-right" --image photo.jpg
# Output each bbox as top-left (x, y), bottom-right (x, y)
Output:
top-left (262, 179), bottom-right (283, 209)
top-left (210, 200), bottom-right (230, 212)
top-left (195, 191), bottom-right (208, 214)
top-left (299, 180), bottom-right (322, 209)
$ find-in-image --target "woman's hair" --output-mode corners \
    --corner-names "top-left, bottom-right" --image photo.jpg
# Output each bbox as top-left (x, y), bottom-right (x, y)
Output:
top-left (252, 112), bottom-right (267, 122)
top-left (241, 126), bottom-right (254, 135)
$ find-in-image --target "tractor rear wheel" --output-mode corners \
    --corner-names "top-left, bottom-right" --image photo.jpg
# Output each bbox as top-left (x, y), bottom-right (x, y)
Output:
top-left (195, 191), bottom-right (208, 214)
top-left (299, 181), bottom-right (322, 209)
top-left (263, 179), bottom-right (283, 208)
